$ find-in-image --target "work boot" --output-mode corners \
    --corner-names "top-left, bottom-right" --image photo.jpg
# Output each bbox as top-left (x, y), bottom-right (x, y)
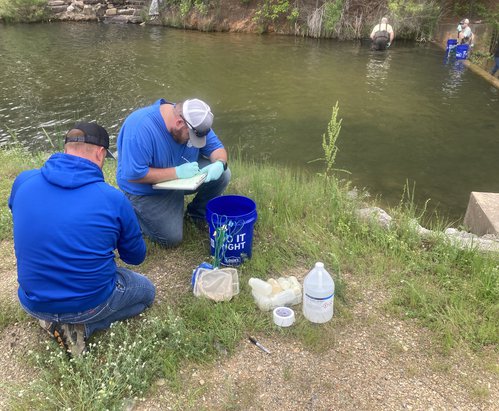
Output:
top-left (43, 322), bottom-right (87, 357)
top-left (60, 323), bottom-right (87, 356)
top-left (38, 319), bottom-right (52, 332)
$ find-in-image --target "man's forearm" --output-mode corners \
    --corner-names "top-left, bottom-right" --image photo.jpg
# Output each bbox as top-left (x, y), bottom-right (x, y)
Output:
top-left (209, 148), bottom-right (228, 163)
top-left (130, 167), bottom-right (178, 184)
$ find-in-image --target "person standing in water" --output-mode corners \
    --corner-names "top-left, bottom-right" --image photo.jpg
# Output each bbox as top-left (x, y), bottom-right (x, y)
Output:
top-left (370, 17), bottom-right (395, 51)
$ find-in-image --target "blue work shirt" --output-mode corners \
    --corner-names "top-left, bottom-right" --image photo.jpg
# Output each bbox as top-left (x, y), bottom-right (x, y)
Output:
top-left (116, 99), bottom-right (223, 196)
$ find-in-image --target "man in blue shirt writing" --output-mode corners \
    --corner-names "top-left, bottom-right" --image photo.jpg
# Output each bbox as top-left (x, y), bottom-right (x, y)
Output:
top-left (9, 123), bottom-right (155, 356)
top-left (116, 98), bottom-right (231, 247)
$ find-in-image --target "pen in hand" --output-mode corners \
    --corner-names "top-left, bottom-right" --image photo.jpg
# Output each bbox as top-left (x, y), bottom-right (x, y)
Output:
top-left (175, 157), bottom-right (200, 179)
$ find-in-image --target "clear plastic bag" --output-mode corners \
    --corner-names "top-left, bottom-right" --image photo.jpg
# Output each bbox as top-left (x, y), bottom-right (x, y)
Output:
top-left (192, 264), bottom-right (239, 302)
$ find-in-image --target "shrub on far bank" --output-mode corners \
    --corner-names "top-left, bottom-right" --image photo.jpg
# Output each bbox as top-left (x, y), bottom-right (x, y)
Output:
top-left (0, 0), bottom-right (49, 23)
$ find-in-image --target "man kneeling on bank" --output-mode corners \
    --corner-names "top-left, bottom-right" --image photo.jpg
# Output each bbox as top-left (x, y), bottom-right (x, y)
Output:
top-left (116, 98), bottom-right (231, 247)
top-left (9, 122), bottom-right (155, 356)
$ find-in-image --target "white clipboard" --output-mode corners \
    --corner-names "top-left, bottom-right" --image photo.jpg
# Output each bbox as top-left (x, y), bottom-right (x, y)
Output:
top-left (152, 173), bottom-right (207, 190)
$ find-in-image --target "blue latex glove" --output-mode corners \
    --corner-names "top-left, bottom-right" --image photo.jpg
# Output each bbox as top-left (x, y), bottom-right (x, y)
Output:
top-left (175, 162), bottom-right (200, 179)
top-left (200, 161), bottom-right (224, 182)
top-left (386, 42), bottom-right (391, 48)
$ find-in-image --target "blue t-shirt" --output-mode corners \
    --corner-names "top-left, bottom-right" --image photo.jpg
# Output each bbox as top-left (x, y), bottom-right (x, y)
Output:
top-left (116, 99), bottom-right (224, 195)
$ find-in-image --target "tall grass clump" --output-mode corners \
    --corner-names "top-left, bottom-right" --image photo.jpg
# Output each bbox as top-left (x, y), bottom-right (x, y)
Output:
top-left (370, 183), bottom-right (499, 350)
top-left (387, 225), bottom-right (499, 350)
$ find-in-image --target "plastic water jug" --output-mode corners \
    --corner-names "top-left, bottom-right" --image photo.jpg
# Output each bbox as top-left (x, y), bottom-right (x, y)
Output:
top-left (302, 262), bottom-right (335, 323)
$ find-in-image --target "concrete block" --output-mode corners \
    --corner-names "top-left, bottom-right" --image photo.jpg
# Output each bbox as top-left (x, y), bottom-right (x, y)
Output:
top-left (463, 192), bottom-right (499, 236)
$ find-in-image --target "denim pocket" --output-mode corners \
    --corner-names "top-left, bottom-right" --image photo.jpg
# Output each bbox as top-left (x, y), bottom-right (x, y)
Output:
top-left (116, 280), bottom-right (125, 291)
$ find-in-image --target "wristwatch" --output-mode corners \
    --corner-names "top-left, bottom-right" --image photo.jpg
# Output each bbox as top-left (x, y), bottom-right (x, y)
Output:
top-left (218, 160), bottom-right (228, 171)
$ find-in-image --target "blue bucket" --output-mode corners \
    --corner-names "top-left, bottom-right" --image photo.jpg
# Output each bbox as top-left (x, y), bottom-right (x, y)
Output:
top-left (455, 44), bottom-right (469, 60)
top-left (206, 195), bottom-right (257, 266)
top-left (446, 39), bottom-right (457, 53)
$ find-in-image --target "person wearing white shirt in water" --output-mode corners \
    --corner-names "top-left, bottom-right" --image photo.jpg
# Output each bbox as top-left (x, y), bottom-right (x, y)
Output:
top-left (370, 17), bottom-right (395, 51)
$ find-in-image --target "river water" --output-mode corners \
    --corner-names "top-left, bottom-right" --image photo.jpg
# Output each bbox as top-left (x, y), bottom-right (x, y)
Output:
top-left (0, 23), bottom-right (497, 221)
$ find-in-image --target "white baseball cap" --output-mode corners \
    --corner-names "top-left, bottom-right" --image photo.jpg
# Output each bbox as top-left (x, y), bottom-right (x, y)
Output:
top-left (182, 98), bottom-right (213, 148)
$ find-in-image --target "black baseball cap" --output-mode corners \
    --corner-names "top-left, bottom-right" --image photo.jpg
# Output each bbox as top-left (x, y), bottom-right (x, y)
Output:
top-left (65, 122), bottom-right (115, 159)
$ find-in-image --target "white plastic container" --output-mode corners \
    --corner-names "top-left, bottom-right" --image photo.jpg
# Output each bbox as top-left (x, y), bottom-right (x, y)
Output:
top-left (248, 278), bottom-right (272, 296)
top-left (302, 262), bottom-right (335, 323)
top-left (270, 289), bottom-right (295, 307)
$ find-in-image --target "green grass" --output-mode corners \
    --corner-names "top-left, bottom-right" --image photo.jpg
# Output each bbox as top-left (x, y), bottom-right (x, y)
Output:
top-left (0, 297), bottom-right (27, 331)
top-left (0, 143), bottom-right (497, 409)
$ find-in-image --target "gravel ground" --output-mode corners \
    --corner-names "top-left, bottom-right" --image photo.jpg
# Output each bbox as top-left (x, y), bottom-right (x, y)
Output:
top-left (134, 272), bottom-right (498, 411)
top-left (0, 240), bottom-right (497, 410)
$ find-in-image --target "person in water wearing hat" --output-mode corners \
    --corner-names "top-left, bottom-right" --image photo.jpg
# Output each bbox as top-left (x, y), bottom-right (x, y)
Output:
top-left (9, 122), bottom-right (155, 357)
top-left (116, 99), bottom-right (230, 247)
top-left (457, 18), bottom-right (474, 46)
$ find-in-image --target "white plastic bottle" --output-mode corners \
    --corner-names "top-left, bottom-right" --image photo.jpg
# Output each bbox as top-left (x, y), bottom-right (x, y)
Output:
top-left (270, 289), bottom-right (295, 308)
top-left (302, 262), bottom-right (335, 323)
top-left (248, 278), bottom-right (272, 296)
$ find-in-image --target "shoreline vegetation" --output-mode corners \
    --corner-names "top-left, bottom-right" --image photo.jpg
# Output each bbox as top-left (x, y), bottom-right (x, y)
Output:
top-left (0, 0), bottom-right (497, 75)
top-left (0, 107), bottom-right (497, 409)
top-left (0, 1), bottom-right (497, 40)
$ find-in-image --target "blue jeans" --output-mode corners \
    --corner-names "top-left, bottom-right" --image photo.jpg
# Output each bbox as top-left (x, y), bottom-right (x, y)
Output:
top-left (22, 267), bottom-right (155, 339)
top-left (127, 157), bottom-right (231, 247)
top-left (492, 57), bottom-right (499, 75)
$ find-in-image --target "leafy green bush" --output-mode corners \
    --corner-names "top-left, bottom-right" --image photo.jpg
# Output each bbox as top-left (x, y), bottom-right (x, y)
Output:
top-left (179, 0), bottom-right (192, 18)
top-left (387, 0), bottom-right (441, 41)
top-left (253, 0), bottom-right (291, 25)
top-left (323, 0), bottom-right (344, 35)
top-left (194, 0), bottom-right (209, 16)
top-left (0, 0), bottom-right (49, 23)
top-left (287, 6), bottom-right (299, 23)
top-left (468, 49), bottom-right (493, 66)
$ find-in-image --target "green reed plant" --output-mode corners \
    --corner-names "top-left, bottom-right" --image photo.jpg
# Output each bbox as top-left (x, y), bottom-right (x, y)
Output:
top-left (309, 101), bottom-right (349, 182)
